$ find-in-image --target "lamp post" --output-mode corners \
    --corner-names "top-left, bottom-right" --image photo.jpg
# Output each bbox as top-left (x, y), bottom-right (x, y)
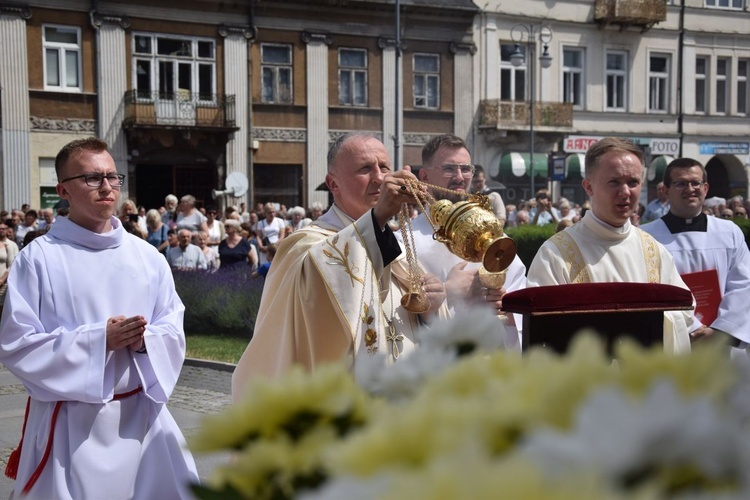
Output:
top-left (510, 24), bottom-right (553, 200)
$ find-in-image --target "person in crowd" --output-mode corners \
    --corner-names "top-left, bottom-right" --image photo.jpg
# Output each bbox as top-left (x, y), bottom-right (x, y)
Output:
top-left (54, 199), bottom-right (70, 218)
top-left (252, 243), bottom-right (276, 279)
top-left (410, 134), bottom-right (527, 350)
top-left (205, 206), bottom-right (225, 246)
top-left (166, 228), bottom-right (179, 250)
top-left (288, 206), bottom-right (312, 231)
top-left (247, 210), bottom-right (259, 234)
top-left (309, 201), bottom-right (325, 220)
top-left (166, 228), bottom-right (207, 271)
top-left (20, 203), bottom-right (30, 214)
top-left (629, 211), bottom-right (641, 226)
top-left (641, 181), bottom-right (670, 223)
top-left (557, 199), bottom-right (576, 221)
top-left (15, 209), bottom-right (38, 248)
top-left (556, 218), bottom-right (574, 233)
top-left (531, 189), bottom-right (559, 226)
top-left (0, 137), bottom-right (198, 498)
top-left (118, 199), bottom-right (146, 239)
top-left (162, 194), bottom-right (179, 227)
top-left (146, 208), bottom-right (170, 253)
top-left (470, 165), bottom-right (507, 225)
top-left (504, 203), bottom-right (517, 228)
top-left (224, 205), bottom-right (239, 222)
top-left (137, 205), bottom-right (148, 235)
top-left (527, 137), bottom-right (693, 354)
top-left (218, 219), bottom-right (258, 274)
top-left (175, 195), bottom-right (209, 234)
top-left (256, 202), bottom-right (287, 263)
top-left (720, 208), bottom-right (735, 219)
top-left (641, 158), bottom-right (750, 356)
top-left (232, 133), bottom-right (447, 398)
top-left (0, 220), bottom-right (20, 318)
top-left (734, 206), bottom-right (747, 218)
top-left (515, 209), bottom-right (530, 225)
top-left (195, 231), bottom-right (220, 272)
top-left (37, 208), bottom-right (56, 230)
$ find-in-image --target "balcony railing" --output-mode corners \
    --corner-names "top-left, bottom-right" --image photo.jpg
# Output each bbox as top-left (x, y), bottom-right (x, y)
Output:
top-left (479, 99), bottom-right (573, 130)
top-left (594, 0), bottom-right (666, 29)
top-left (123, 90), bottom-right (237, 130)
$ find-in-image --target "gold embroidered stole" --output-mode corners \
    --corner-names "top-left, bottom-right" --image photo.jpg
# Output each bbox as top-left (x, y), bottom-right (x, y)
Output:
top-left (550, 228), bottom-right (661, 283)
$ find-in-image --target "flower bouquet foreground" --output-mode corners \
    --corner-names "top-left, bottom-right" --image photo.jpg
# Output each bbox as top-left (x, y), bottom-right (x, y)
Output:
top-left (190, 310), bottom-right (750, 499)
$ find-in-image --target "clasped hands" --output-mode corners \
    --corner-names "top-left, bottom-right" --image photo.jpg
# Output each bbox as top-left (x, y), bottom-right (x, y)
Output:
top-left (106, 315), bottom-right (147, 352)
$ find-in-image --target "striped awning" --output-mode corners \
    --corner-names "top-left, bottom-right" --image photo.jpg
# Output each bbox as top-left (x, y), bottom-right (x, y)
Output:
top-left (499, 152), bottom-right (548, 178)
top-left (565, 153), bottom-right (586, 179)
top-left (647, 155), bottom-right (675, 183)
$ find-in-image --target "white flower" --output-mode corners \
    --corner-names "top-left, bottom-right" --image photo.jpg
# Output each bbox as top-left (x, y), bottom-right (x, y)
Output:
top-left (299, 474), bottom-right (391, 500)
top-left (419, 306), bottom-right (506, 356)
top-left (354, 348), bottom-right (456, 401)
top-left (522, 380), bottom-right (750, 496)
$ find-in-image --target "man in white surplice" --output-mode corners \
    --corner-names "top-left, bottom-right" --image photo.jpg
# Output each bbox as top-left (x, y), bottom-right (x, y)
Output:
top-left (527, 137), bottom-right (693, 354)
top-left (641, 157), bottom-right (750, 356)
top-left (0, 138), bottom-right (198, 499)
top-left (232, 133), bottom-right (447, 400)
top-left (402, 134), bottom-right (527, 351)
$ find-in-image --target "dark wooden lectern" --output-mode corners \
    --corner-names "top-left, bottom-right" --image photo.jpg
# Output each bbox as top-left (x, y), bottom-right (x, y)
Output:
top-left (502, 283), bottom-right (694, 354)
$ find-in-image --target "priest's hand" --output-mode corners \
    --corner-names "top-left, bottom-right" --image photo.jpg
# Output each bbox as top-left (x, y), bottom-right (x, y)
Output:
top-left (106, 315), bottom-right (147, 351)
top-left (445, 261), bottom-right (481, 305)
top-left (421, 273), bottom-right (447, 315)
top-left (372, 168), bottom-right (426, 229)
top-left (690, 326), bottom-right (738, 349)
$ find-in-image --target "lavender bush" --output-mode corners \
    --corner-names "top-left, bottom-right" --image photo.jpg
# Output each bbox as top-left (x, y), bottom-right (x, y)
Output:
top-left (173, 269), bottom-right (265, 336)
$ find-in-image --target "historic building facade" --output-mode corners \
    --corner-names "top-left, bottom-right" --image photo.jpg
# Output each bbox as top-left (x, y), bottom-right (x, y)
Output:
top-left (0, 0), bottom-right (477, 212)
top-left (474, 0), bottom-right (749, 206)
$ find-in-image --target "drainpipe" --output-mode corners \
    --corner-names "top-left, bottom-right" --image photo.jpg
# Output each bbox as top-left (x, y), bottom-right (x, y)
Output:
top-left (677, 0), bottom-right (685, 157)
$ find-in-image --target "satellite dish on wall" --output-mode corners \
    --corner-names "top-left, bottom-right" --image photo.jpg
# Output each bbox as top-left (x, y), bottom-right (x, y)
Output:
top-left (212, 172), bottom-right (248, 199)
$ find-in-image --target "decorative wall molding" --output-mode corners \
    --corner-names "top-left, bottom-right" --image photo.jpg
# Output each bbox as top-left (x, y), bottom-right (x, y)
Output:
top-left (301, 30), bottom-right (332, 45)
top-left (218, 23), bottom-right (257, 40)
top-left (30, 116), bottom-right (96, 133)
top-left (403, 133), bottom-right (441, 146)
top-left (90, 10), bottom-right (130, 30)
top-left (450, 41), bottom-right (477, 55)
top-left (0, 2), bottom-right (31, 19)
top-left (252, 127), bottom-right (306, 142)
top-left (329, 130), bottom-right (383, 143)
top-left (377, 37), bottom-right (407, 52)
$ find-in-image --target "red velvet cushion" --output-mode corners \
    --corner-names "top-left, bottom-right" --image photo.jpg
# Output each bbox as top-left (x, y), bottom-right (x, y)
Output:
top-left (503, 283), bottom-right (693, 315)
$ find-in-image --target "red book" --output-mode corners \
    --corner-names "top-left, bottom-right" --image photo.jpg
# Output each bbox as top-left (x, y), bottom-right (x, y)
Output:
top-left (680, 269), bottom-right (721, 326)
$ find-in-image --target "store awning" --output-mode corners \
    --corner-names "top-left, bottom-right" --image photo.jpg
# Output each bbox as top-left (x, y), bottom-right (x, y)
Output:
top-left (499, 152), bottom-right (548, 178)
top-left (566, 153), bottom-right (586, 179)
top-left (647, 155), bottom-right (674, 183)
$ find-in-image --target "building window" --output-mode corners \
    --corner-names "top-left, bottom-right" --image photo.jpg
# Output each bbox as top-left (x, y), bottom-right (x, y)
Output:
top-left (738, 59), bottom-right (748, 115)
top-left (500, 44), bottom-right (525, 101)
top-left (705, 0), bottom-right (744, 9)
top-left (695, 56), bottom-right (708, 113)
top-left (43, 25), bottom-right (81, 92)
top-left (133, 33), bottom-right (216, 101)
top-left (648, 53), bottom-right (670, 112)
top-left (606, 50), bottom-right (627, 111)
top-left (261, 44), bottom-right (293, 104)
top-left (413, 53), bottom-right (440, 109)
top-left (716, 57), bottom-right (728, 114)
top-left (338, 48), bottom-right (367, 106)
top-left (562, 47), bottom-right (584, 108)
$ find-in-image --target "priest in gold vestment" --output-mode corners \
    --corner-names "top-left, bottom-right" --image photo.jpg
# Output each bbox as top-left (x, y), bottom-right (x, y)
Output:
top-left (527, 137), bottom-right (693, 354)
top-left (233, 134), bottom-right (447, 400)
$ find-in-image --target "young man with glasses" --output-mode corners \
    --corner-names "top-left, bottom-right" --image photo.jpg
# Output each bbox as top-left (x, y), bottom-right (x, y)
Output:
top-left (0, 138), bottom-right (198, 498)
top-left (407, 134), bottom-right (528, 351)
top-left (642, 158), bottom-right (750, 357)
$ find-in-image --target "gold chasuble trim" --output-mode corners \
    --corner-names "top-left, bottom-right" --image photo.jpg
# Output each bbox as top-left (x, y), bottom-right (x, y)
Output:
top-left (550, 231), bottom-right (591, 283)
top-left (637, 229), bottom-right (662, 283)
top-left (322, 235), bottom-right (364, 286)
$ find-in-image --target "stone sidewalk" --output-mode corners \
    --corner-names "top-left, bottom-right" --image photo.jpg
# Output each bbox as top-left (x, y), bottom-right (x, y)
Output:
top-left (0, 359), bottom-right (234, 498)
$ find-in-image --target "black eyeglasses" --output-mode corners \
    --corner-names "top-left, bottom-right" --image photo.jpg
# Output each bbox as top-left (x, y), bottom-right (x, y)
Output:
top-left (60, 173), bottom-right (125, 189)
top-left (670, 180), bottom-right (704, 191)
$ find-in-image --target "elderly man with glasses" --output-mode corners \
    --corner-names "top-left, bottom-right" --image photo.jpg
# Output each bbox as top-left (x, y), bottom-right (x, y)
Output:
top-left (642, 157), bottom-right (750, 358)
top-left (404, 134), bottom-right (527, 351)
top-left (0, 137), bottom-right (198, 498)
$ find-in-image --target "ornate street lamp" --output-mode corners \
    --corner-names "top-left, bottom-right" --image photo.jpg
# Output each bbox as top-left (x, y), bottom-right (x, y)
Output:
top-left (510, 24), bottom-right (553, 199)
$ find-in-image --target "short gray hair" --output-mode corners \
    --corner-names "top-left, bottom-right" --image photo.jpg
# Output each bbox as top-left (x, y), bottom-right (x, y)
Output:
top-left (327, 132), bottom-right (379, 172)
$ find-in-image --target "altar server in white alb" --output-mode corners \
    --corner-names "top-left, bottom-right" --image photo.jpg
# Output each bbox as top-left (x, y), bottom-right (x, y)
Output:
top-left (527, 137), bottom-right (693, 354)
top-left (0, 138), bottom-right (198, 499)
top-left (642, 157), bottom-right (750, 355)
top-left (404, 134), bottom-right (527, 351)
